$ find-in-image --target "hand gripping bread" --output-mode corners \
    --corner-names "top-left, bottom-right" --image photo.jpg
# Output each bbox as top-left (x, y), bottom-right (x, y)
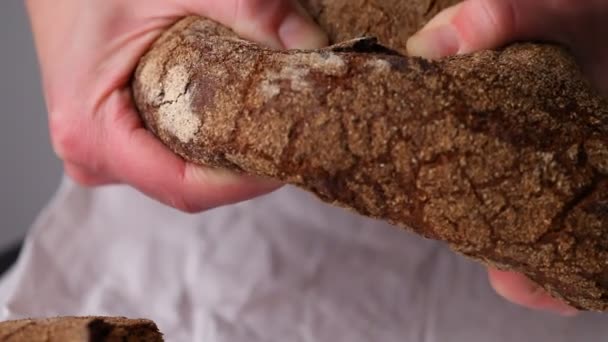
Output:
top-left (132, 0), bottom-right (608, 311)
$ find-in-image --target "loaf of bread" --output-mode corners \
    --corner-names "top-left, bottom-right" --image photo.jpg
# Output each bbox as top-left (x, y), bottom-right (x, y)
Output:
top-left (0, 317), bottom-right (163, 341)
top-left (132, 0), bottom-right (608, 311)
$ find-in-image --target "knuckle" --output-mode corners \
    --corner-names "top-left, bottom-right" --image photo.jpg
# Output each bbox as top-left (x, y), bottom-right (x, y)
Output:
top-left (49, 112), bottom-right (85, 163)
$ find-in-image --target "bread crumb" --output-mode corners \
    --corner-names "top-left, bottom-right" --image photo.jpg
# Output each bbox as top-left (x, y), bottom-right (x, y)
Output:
top-left (259, 80), bottom-right (281, 100)
top-left (281, 66), bottom-right (310, 91)
top-left (317, 53), bottom-right (347, 74)
top-left (365, 59), bottom-right (392, 73)
top-left (285, 52), bottom-right (347, 76)
top-left (586, 138), bottom-right (608, 174)
top-left (261, 66), bottom-right (310, 97)
top-left (137, 58), bottom-right (163, 104)
top-left (158, 66), bottom-right (200, 143)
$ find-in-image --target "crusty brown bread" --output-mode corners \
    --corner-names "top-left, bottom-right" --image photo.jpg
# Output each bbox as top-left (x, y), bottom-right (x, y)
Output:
top-left (0, 317), bottom-right (163, 341)
top-left (132, 1), bottom-right (608, 311)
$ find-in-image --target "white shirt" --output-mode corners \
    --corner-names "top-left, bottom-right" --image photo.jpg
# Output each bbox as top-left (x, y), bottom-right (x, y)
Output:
top-left (0, 177), bottom-right (606, 341)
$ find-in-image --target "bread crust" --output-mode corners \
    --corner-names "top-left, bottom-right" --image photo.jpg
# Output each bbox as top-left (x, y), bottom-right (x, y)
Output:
top-left (132, 2), bottom-right (608, 311)
top-left (0, 317), bottom-right (163, 341)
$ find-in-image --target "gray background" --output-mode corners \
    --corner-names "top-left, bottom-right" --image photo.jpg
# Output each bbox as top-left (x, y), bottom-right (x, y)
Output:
top-left (0, 2), bottom-right (62, 250)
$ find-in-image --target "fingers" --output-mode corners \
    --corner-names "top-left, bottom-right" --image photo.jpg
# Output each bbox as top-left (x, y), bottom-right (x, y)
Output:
top-left (451, 0), bottom-right (522, 53)
top-left (408, 0), bottom-right (608, 60)
top-left (51, 88), bottom-right (281, 212)
top-left (45, 0), bottom-right (324, 212)
top-left (487, 268), bottom-right (579, 317)
top-left (112, 129), bottom-right (280, 212)
top-left (406, 4), bottom-right (463, 59)
top-left (178, 0), bottom-right (328, 49)
top-left (407, 0), bottom-right (585, 59)
top-left (407, 0), bottom-right (523, 58)
top-left (100, 90), bottom-right (281, 212)
top-left (407, 0), bottom-right (608, 94)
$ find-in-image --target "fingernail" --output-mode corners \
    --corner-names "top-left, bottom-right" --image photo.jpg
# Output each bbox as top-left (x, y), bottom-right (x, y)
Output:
top-left (407, 25), bottom-right (460, 59)
top-left (406, 4), bottom-right (462, 59)
top-left (543, 298), bottom-right (580, 317)
top-left (278, 11), bottom-right (329, 49)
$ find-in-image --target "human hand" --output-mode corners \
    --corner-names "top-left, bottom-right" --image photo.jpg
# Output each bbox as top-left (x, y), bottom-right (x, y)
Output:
top-left (26, 0), bottom-right (327, 212)
top-left (407, 0), bottom-right (608, 94)
top-left (406, 0), bottom-right (608, 316)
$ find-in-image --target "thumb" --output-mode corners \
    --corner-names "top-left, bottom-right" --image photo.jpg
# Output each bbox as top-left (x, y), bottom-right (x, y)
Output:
top-left (407, 0), bottom-right (608, 92)
top-left (407, 0), bottom-right (526, 59)
top-left (180, 0), bottom-right (328, 49)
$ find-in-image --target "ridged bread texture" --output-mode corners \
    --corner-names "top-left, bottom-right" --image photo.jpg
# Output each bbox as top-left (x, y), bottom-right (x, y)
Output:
top-left (132, 0), bottom-right (608, 311)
